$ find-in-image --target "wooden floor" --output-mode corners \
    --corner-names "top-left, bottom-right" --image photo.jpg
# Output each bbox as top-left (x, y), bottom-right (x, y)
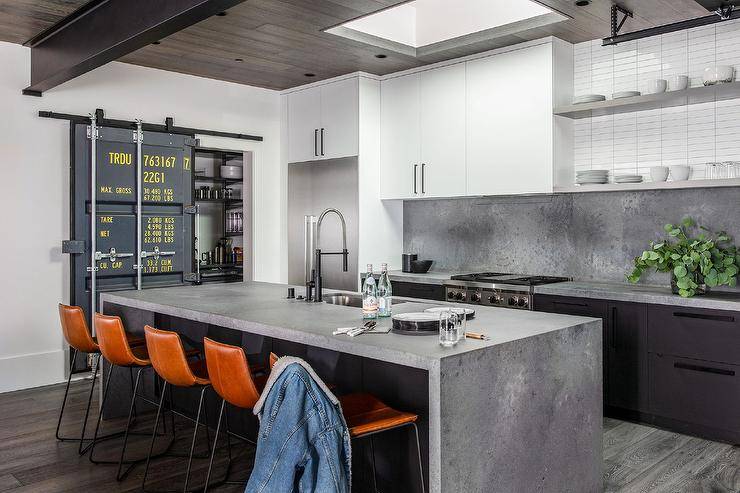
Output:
top-left (1, 379), bottom-right (738, 492)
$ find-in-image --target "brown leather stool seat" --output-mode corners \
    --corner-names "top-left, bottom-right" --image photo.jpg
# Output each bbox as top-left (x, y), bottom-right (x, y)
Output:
top-left (142, 326), bottom-right (213, 493)
top-left (56, 303), bottom-right (142, 455)
top-left (339, 393), bottom-right (419, 438)
top-left (202, 338), bottom-right (268, 492)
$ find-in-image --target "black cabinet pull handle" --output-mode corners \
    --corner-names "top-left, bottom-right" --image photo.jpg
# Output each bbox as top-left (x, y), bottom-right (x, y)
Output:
top-left (552, 300), bottom-right (588, 307)
top-left (320, 128), bottom-right (325, 156)
top-left (314, 129), bottom-right (318, 156)
top-left (609, 306), bottom-right (617, 349)
top-left (673, 311), bottom-right (734, 323)
top-left (673, 362), bottom-right (735, 376)
top-left (413, 164), bottom-right (418, 194)
top-left (421, 163), bottom-right (426, 194)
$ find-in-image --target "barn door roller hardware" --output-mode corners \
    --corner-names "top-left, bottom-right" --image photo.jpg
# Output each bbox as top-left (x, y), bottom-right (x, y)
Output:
top-left (38, 108), bottom-right (263, 142)
top-left (603, 1), bottom-right (740, 46)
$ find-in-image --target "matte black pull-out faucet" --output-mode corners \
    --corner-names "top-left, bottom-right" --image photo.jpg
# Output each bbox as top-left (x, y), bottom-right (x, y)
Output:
top-left (311, 208), bottom-right (349, 302)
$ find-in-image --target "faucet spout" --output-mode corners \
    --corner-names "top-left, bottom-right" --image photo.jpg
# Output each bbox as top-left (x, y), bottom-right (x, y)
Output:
top-left (313, 208), bottom-right (350, 302)
top-left (316, 208), bottom-right (347, 258)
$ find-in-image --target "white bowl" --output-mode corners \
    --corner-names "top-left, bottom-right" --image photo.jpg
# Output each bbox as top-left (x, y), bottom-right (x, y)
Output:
top-left (650, 166), bottom-right (669, 182)
top-left (645, 79), bottom-right (667, 94)
top-left (667, 75), bottom-right (689, 91)
top-left (669, 165), bottom-right (691, 181)
top-left (702, 65), bottom-right (734, 86)
top-left (220, 165), bottom-right (243, 179)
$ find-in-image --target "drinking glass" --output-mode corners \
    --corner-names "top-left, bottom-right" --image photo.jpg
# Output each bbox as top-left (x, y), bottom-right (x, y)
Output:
top-left (439, 309), bottom-right (463, 347)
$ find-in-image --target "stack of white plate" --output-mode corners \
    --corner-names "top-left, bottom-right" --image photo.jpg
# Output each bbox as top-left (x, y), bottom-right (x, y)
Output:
top-left (614, 174), bottom-right (643, 184)
top-left (573, 94), bottom-right (606, 104)
top-left (576, 169), bottom-right (609, 185)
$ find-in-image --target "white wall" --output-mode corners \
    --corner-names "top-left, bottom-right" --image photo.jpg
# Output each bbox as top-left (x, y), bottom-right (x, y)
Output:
top-left (0, 41), bottom-right (282, 393)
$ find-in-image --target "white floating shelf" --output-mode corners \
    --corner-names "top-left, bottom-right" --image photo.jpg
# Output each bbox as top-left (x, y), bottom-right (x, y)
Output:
top-left (554, 178), bottom-right (740, 193)
top-left (554, 81), bottom-right (740, 119)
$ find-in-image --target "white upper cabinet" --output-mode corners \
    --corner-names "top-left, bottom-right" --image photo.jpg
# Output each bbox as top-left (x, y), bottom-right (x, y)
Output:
top-left (378, 38), bottom-right (571, 199)
top-left (288, 87), bottom-right (321, 163)
top-left (320, 78), bottom-right (358, 160)
top-left (380, 73), bottom-right (420, 199)
top-left (419, 63), bottom-right (467, 198)
top-left (287, 78), bottom-right (359, 163)
top-left (466, 43), bottom-right (553, 195)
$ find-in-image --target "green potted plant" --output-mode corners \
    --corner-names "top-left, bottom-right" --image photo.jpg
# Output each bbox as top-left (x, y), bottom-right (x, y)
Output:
top-left (627, 217), bottom-right (739, 297)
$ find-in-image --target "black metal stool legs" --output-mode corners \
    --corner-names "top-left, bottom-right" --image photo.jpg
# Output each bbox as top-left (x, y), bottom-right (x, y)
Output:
top-left (142, 384), bottom-right (215, 493)
top-left (182, 386), bottom-right (208, 492)
top-left (203, 399), bottom-right (242, 493)
top-left (361, 423), bottom-right (426, 493)
top-left (55, 347), bottom-right (79, 443)
top-left (410, 423), bottom-right (425, 493)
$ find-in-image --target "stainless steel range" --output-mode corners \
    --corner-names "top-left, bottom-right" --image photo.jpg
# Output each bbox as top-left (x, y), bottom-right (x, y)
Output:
top-left (444, 272), bottom-right (570, 310)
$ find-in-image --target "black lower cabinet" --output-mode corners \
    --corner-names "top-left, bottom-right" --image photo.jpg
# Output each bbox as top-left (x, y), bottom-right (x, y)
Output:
top-left (534, 295), bottom-right (648, 416)
top-left (536, 293), bottom-right (740, 444)
top-left (649, 353), bottom-right (740, 443)
top-left (605, 301), bottom-right (649, 414)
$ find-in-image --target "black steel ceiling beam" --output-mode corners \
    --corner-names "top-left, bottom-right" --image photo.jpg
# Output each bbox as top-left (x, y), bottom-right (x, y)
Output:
top-left (38, 109), bottom-right (263, 142)
top-left (603, 5), bottom-right (740, 46)
top-left (22, 0), bottom-right (245, 96)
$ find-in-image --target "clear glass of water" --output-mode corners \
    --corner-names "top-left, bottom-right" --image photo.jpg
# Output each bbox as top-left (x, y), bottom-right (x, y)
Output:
top-left (439, 309), bottom-right (463, 347)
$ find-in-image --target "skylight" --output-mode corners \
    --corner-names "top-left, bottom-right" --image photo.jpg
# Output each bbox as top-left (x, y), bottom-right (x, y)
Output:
top-left (327, 0), bottom-right (564, 53)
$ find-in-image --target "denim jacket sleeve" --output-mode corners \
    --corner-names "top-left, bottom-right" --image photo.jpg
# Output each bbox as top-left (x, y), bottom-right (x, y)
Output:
top-left (245, 362), bottom-right (351, 493)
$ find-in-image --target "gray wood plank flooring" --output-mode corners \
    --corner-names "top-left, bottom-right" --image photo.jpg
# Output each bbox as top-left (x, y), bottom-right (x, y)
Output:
top-left (603, 418), bottom-right (740, 493)
top-left (0, 380), bottom-right (738, 491)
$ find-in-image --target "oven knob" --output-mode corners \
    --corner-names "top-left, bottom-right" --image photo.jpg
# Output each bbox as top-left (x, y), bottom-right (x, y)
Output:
top-left (470, 293), bottom-right (481, 302)
top-left (508, 296), bottom-right (518, 306)
top-left (488, 294), bottom-right (501, 304)
top-left (455, 292), bottom-right (465, 301)
top-left (517, 297), bottom-right (528, 307)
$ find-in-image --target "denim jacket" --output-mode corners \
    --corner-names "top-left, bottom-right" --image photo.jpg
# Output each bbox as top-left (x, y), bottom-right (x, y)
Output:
top-left (245, 357), bottom-right (352, 493)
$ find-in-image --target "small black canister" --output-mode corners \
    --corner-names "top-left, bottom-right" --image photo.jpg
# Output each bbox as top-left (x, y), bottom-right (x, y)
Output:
top-left (402, 253), bottom-right (418, 273)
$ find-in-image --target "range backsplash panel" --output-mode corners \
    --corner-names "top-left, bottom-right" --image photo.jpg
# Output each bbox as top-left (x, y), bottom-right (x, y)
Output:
top-left (403, 188), bottom-right (740, 289)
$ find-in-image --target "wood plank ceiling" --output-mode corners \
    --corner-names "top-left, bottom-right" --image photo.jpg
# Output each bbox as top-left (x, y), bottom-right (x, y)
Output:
top-left (0, 0), bottom-right (712, 91)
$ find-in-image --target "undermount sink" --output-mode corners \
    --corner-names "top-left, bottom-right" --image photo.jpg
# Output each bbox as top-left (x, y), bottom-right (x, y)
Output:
top-left (323, 293), bottom-right (407, 308)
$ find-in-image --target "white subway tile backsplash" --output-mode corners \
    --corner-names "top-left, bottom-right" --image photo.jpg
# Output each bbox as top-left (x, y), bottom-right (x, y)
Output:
top-left (572, 22), bottom-right (740, 182)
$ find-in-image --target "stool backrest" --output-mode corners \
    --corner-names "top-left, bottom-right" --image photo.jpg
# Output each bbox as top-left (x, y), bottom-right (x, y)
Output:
top-left (95, 313), bottom-right (148, 367)
top-left (204, 338), bottom-right (260, 409)
top-left (58, 303), bottom-right (98, 353)
top-left (144, 325), bottom-right (199, 387)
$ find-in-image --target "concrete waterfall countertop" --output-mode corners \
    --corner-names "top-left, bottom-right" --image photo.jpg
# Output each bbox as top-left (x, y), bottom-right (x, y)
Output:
top-left (535, 282), bottom-right (740, 311)
top-left (100, 281), bottom-right (603, 492)
top-left (100, 281), bottom-right (598, 370)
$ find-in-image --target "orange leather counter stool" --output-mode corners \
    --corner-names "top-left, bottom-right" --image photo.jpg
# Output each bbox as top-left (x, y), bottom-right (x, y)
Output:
top-left (90, 313), bottom-right (173, 481)
top-left (202, 338), bottom-right (268, 492)
top-left (268, 353), bottom-right (425, 493)
top-left (57, 304), bottom-right (144, 455)
top-left (142, 325), bottom-right (213, 493)
top-left (340, 393), bottom-right (424, 493)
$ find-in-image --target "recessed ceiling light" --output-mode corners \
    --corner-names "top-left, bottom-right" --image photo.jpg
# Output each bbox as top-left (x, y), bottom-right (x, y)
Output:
top-left (216, 11), bottom-right (227, 16)
top-left (375, 54), bottom-right (387, 59)
top-left (234, 58), bottom-right (243, 62)
top-left (304, 73), bottom-right (316, 77)
top-left (575, 0), bottom-right (590, 6)
top-left (151, 41), bottom-right (161, 45)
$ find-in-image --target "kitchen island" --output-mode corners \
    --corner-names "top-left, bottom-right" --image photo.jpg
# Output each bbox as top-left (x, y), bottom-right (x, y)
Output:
top-left (101, 281), bottom-right (602, 493)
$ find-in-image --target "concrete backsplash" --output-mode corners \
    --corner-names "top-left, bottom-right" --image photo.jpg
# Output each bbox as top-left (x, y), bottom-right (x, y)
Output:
top-left (403, 187), bottom-right (740, 289)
